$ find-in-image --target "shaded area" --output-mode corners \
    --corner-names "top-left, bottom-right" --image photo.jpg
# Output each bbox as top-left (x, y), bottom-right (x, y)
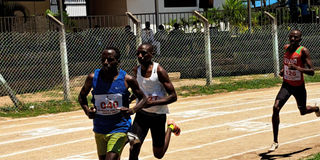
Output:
top-left (259, 147), bottom-right (312, 160)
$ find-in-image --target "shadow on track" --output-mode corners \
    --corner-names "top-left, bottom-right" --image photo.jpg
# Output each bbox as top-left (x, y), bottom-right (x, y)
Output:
top-left (258, 147), bottom-right (312, 160)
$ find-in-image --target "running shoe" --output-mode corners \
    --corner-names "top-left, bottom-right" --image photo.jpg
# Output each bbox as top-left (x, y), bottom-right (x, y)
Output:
top-left (316, 110), bottom-right (320, 117)
top-left (127, 132), bottom-right (140, 145)
top-left (167, 119), bottom-right (181, 136)
top-left (315, 103), bottom-right (320, 117)
top-left (268, 142), bottom-right (279, 152)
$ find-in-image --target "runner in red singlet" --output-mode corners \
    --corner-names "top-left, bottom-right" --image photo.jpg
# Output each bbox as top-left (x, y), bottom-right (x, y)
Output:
top-left (269, 30), bottom-right (320, 152)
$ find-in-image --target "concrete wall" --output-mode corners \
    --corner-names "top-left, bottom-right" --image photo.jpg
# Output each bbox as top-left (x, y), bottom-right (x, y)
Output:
top-left (87, 0), bottom-right (127, 15)
top-left (127, 0), bottom-right (154, 14)
top-left (127, 0), bottom-right (201, 14)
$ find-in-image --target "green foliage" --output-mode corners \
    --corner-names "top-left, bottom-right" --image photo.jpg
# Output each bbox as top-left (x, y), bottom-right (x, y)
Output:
top-left (310, 6), bottom-right (320, 15)
top-left (165, 18), bottom-right (178, 31)
top-left (222, 0), bottom-right (247, 26)
top-left (46, 9), bottom-right (76, 32)
top-left (204, 8), bottom-right (224, 26)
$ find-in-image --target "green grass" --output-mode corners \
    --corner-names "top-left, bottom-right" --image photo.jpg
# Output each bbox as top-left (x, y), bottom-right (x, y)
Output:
top-left (301, 153), bottom-right (320, 160)
top-left (0, 100), bottom-right (81, 118)
top-left (177, 77), bottom-right (282, 97)
top-left (177, 73), bottom-right (320, 97)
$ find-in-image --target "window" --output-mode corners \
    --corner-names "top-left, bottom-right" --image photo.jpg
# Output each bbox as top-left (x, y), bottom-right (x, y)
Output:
top-left (164, 0), bottom-right (197, 7)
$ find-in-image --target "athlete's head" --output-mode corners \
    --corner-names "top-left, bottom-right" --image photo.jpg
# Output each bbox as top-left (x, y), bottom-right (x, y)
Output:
top-left (136, 43), bottom-right (154, 65)
top-left (101, 47), bottom-right (121, 73)
top-left (289, 30), bottom-right (302, 46)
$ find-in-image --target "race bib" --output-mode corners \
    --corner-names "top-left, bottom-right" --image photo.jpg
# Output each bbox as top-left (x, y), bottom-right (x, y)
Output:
top-left (284, 65), bottom-right (301, 81)
top-left (94, 94), bottom-right (123, 115)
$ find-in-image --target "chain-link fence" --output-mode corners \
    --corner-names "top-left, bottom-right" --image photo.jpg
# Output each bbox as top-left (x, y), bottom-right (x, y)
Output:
top-left (1, 23), bottom-right (320, 107)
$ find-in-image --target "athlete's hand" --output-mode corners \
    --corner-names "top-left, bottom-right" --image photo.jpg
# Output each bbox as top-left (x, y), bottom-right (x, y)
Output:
top-left (86, 107), bottom-right (96, 119)
top-left (288, 63), bottom-right (297, 70)
top-left (279, 69), bottom-right (284, 77)
top-left (117, 107), bottom-right (135, 116)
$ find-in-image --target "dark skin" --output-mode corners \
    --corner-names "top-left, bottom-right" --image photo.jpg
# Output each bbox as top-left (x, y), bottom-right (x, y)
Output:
top-left (129, 43), bottom-right (177, 160)
top-left (78, 49), bottom-right (147, 160)
top-left (272, 30), bottom-right (318, 144)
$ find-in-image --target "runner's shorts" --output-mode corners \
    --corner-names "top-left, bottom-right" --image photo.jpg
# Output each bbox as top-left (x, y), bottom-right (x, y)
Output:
top-left (131, 110), bottom-right (166, 147)
top-left (276, 82), bottom-right (306, 109)
top-left (94, 132), bottom-right (128, 156)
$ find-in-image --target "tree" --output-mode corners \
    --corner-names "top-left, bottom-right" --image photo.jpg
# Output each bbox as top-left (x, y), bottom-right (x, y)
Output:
top-left (222, 0), bottom-right (247, 26)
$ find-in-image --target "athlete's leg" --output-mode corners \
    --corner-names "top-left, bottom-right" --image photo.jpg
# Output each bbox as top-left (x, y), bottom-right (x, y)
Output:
top-left (129, 112), bottom-right (150, 160)
top-left (150, 114), bottom-right (167, 159)
top-left (95, 132), bottom-right (107, 160)
top-left (105, 132), bottom-right (128, 160)
top-left (272, 84), bottom-right (291, 143)
top-left (294, 85), bottom-right (320, 115)
top-left (151, 119), bottom-right (181, 158)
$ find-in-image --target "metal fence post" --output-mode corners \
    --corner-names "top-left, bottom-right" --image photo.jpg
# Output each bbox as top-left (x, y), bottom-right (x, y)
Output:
top-left (194, 11), bottom-right (212, 85)
top-left (264, 11), bottom-right (280, 77)
top-left (126, 12), bottom-right (142, 48)
top-left (47, 14), bottom-right (71, 101)
top-left (0, 74), bottom-right (22, 108)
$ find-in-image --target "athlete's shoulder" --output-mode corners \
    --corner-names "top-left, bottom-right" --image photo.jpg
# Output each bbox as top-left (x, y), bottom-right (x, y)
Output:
top-left (125, 74), bottom-right (135, 82)
top-left (88, 73), bottom-right (94, 80)
top-left (156, 63), bottom-right (167, 74)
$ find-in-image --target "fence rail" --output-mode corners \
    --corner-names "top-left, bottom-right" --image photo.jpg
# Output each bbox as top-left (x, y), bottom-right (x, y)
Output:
top-left (1, 14), bottom-right (320, 106)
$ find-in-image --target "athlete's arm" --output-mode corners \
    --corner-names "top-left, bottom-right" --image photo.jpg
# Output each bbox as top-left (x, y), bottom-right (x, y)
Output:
top-left (149, 65), bottom-right (177, 106)
top-left (302, 47), bottom-right (315, 76)
top-left (288, 47), bottom-right (314, 76)
top-left (125, 74), bottom-right (147, 114)
top-left (78, 73), bottom-right (96, 119)
top-left (128, 66), bottom-right (139, 103)
top-left (279, 68), bottom-right (284, 77)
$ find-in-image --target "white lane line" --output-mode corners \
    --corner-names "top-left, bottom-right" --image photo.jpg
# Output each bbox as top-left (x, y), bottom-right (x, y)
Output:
top-left (0, 114), bottom-right (86, 129)
top-left (0, 120), bottom-right (91, 137)
top-left (216, 133), bottom-right (320, 160)
top-left (2, 96), bottom-right (318, 146)
top-left (1, 109), bottom-right (296, 159)
top-left (1, 89), bottom-right (318, 158)
top-left (175, 97), bottom-right (320, 123)
top-left (175, 83), bottom-right (319, 106)
top-left (0, 110), bottom-right (83, 123)
top-left (0, 137), bottom-right (94, 159)
top-left (0, 97), bottom-right (281, 145)
top-left (0, 126), bottom-right (92, 145)
top-left (1, 88), bottom-right (319, 130)
top-left (0, 93), bottom-right (278, 137)
top-left (59, 110), bottom-right (296, 160)
top-left (0, 92), bottom-right (274, 128)
top-left (138, 118), bottom-right (320, 160)
top-left (181, 110), bottom-right (296, 134)
top-left (56, 151), bottom-right (97, 160)
top-left (0, 94), bottom-right (275, 129)
top-left (175, 89), bottom-right (277, 105)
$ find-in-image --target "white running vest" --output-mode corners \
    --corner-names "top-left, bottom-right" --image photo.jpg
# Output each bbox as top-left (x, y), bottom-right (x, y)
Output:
top-left (137, 62), bottom-right (169, 114)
